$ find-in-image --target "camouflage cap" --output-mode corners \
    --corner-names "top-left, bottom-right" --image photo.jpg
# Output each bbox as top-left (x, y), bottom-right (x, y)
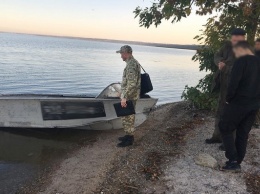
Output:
top-left (116, 45), bottom-right (133, 53)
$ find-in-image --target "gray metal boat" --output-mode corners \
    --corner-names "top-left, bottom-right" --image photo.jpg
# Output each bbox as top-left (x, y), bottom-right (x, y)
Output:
top-left (0, 83), bottom-right (158, 130)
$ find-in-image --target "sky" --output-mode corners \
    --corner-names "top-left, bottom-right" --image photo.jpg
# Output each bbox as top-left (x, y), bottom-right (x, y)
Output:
top-left (0, 0), bottom-right (210, 44)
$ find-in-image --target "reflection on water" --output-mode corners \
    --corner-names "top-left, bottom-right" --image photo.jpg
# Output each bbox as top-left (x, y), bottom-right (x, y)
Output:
top-left (0, 128), bottom-right (99, 194)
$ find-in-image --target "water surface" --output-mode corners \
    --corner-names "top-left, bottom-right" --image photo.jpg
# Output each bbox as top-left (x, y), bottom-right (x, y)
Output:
top-left (0, 33), bottom-right (206, 103)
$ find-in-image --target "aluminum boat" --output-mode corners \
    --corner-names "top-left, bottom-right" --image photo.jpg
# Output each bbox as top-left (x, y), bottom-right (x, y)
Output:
top-left (0, 83), bottom-right (158, 130)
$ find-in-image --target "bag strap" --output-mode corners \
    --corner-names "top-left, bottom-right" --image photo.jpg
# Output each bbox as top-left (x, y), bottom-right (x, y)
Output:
top-left (139, 64), bottom-right (146, 73)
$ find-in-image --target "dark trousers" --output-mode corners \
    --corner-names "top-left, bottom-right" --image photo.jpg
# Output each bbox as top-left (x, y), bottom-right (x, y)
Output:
top-left (255, 110), bottom-right (260, 125)
top-left (219, 103), bottom-right (258, 163)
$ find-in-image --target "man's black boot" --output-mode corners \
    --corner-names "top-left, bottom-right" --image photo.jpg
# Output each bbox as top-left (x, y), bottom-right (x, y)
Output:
top-left (220, 161), bottom-right (241, 173)
top-left (118, 135), bottom-right (128, 141)
top-left (117, 135), bottom-right (134, 148)
top-left (205, 138), bottom-right (222, 144)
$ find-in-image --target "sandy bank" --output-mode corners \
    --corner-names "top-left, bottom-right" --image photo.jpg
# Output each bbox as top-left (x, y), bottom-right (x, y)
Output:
top-left (22, 102), bottom-right (259, 194)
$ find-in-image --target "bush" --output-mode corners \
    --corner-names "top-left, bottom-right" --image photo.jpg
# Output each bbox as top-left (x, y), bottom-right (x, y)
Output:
top-left (182, 16), bottom-right (229, 111)
top-left (182, 45), bottom-right (219, 110)
top-left (182, 85), bottom-right (218, 111)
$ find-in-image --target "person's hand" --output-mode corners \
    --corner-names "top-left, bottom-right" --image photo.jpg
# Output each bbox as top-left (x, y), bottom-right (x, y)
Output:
top-left (218, 62), bottom-right (226, 70)
top-left (121, 98), bottom-right (127, 108)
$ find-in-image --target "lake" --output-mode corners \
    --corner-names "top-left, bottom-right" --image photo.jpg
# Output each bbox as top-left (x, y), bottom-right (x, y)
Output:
top-left (0, 32), bottom-right (206, 104)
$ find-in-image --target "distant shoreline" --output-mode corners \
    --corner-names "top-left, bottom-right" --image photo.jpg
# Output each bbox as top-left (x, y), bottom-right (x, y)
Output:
top-left (1, 31), bottom-right (200, 51)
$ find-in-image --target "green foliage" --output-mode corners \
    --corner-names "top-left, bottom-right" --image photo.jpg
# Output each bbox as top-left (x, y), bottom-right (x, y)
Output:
top-left (182, 85), bottom-right (218, 110)
top-left (135, 1), bottom-right (241, 27)
top-left (181, 14), bottom-right (245, 110)
top-left (182, 45), bottom-right (218, 110)
top-left (135, 0), bottom-right (260, 110)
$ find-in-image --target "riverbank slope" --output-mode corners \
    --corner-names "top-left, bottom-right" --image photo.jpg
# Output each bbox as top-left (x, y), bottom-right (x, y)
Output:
top-left (22, 102), bottom-right (260, 194)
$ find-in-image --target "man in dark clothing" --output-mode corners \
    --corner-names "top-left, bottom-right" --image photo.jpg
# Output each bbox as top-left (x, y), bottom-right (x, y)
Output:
top-left (254, 39), bottom-right (260, 127)
top-left (219, 41), bottom-right (260, 172)
top-left (255, 38), bottom-right (260, 57)
top-left (206, 28), bottom-right (246, 147)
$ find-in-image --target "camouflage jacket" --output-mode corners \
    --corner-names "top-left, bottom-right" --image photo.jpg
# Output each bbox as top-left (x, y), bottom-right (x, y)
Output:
top-left (214, 41), bottom-right (236, 104)
top-left (214, 41), bottom-right (236, 75)
top-left (121, 56), bottom-right (141, 100)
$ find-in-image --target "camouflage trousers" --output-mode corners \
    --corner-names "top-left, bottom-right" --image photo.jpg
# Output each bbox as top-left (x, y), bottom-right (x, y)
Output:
top-left (121, 101), bottom-right (136, 135)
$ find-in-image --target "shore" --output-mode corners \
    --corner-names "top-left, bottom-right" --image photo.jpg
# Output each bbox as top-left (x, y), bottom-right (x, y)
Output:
top-left (20, 102), bottom-right (260, 194)
top-left (1, 32), bottom-right (199, 51)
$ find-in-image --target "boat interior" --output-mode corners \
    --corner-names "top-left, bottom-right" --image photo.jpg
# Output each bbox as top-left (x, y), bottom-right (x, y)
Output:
top-left (96, 83), bottom-right (151, 99)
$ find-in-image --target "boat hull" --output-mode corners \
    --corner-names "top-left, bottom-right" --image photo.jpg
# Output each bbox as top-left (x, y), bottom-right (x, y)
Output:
top-left (0, 96), bottom-right (157, 130)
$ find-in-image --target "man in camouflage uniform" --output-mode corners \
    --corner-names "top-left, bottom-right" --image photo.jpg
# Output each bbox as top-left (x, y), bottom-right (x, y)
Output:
top-left (206, 29), bottom-right (246, 149)
top-left (116, 45), bottom-right (141, 147)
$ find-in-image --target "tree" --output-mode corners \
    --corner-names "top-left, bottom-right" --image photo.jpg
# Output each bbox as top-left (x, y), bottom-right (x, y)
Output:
top-left (134, 0), bottom-right (260, 109)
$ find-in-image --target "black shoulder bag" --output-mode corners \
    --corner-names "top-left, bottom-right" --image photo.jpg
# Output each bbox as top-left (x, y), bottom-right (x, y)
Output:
top-left (140, 64), bottom-right (153, 95)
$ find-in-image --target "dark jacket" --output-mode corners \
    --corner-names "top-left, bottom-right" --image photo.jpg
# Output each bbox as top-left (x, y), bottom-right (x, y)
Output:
top-left (214, 41), bottom-right (236, 79)
top-left (226, 55), bottom-right (260, 107)
top-left (213, 41), bottom-right (236, 103)
top-left (255, 50), bottom-right (260, 58)
top-left (214, 41), bottom-right (235, 69)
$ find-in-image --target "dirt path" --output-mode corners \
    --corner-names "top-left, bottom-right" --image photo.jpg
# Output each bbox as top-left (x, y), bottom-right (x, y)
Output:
top-left (32, 102), bottom-right (259, 194)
